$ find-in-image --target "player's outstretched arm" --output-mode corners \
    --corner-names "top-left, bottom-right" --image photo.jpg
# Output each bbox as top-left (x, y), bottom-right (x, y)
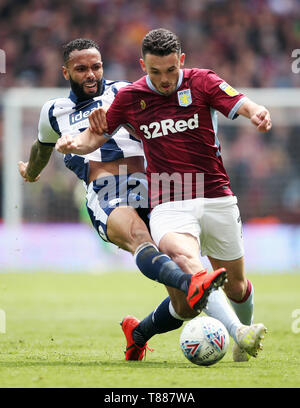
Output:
top-left (55, 127), bottom-right (108, 155)
top-left (237, 98), bottom-right (272, 132)
top-left (18, 140), bottom-right (53, 182)
top-left (55, 107), bottom-right (109, 155)
top-left (89, 107), bottom-right (140, 139)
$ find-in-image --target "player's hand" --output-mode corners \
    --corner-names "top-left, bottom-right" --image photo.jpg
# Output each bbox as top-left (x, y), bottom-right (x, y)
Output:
top-left (251, 108), bottom-right (272, 132)
top-left (18, 161), bottom-right (40, 182)
top-left (55, 134), bottom-right (78, 154)
top-left (88, 107), bottom-right (108, 134)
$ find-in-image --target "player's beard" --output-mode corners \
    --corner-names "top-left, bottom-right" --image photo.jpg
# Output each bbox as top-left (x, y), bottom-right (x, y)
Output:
top-left (69, 76), bottom-right (103, 101)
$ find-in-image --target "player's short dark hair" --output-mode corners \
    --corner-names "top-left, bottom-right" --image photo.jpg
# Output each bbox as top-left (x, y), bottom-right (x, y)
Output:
top-left (142, 28), bottom-right (181, 58)
top-left (63, 38), bottom-right (100, 64)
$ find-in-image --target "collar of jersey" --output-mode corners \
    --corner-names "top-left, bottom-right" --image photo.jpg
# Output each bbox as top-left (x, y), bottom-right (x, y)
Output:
top-left (68, 78), bottom-right (106, 105)
top-left (146, 69), bottom-right (183, 95)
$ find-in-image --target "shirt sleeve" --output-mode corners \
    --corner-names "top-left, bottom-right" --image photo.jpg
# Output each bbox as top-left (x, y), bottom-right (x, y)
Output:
top-left (38, 100), bottom-right (60, 145)
top-left (105, 89), bottom-right (129, 137)
top-left (203, 71), bottom-right (247, 120)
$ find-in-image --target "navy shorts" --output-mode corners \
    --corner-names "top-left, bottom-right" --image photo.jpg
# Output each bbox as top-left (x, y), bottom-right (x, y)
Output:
top-left (86, 174), bottom-right (150, 242)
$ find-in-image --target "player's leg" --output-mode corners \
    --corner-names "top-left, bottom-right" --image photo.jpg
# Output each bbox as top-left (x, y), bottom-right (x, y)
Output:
top-left (110, 207), bottom-right (227, 360)
top-left (121, 297), bottom-right (185, 360)
top-left (87, 177), bottom-right (222, 359)
top-left (159, 232), bottom-right (242, 341)
top-left (88, 176), bottom-right (200, 301)
top-left (150, 199), bottom-right (232, 319)
top-left (109, 206), bottom-right (225, 321)
top-left (199, 195), bottom-right (254, 325)
top-left (86, 185), bottom-right (187, 359)
top-left (120, 226), bottom-right (245, 361)
top-left (151, 199), bottom-right (254, 349)
top-left (126, 233), bottom-right (219, 358)
top-left (158, 231), bottom-right (204, 318)
top-left (201, 196), bottom-right (266, 359)
top-left (207, 255), bottom-right (266, 360)
top-left (107, 206), bottom-right (198, 298)
top-left (148, 201), bottom-right (227, 314)
top-left (208, 256), bottom-right (254, 326)
top-left (106, 205), bottom-right (150, 253)
top-left (127, 233), bottom-right (203, 358)
top-left (127, 231), bottom-right (243, 360)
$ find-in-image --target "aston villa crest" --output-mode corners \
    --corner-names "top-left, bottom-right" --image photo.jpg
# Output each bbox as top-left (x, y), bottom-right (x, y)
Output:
top-left (177, 89), bottom-right (192, 107)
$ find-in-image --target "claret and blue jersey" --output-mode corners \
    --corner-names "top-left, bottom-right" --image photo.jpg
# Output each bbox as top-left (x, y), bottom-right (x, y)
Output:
top-left (105, 68), bottom-right (247, 206)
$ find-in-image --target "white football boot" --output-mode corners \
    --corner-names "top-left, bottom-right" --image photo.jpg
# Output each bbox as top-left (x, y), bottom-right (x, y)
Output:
top-left (232, 343), bottom-right (250, 362)
top-left (233, 323), bottom-right (267, 361)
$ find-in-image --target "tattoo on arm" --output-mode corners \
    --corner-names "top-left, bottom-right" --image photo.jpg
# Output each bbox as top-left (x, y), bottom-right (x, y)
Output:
top-left (26, 140), bottom-right (53, 180)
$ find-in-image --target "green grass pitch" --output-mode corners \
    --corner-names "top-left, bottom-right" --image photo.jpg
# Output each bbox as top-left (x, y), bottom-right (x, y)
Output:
top-left (0, 271), bottom-right (299, 388)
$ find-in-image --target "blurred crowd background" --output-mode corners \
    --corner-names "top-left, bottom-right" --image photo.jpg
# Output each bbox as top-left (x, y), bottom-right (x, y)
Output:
top-left (0, 0), bottom-right (300, 224)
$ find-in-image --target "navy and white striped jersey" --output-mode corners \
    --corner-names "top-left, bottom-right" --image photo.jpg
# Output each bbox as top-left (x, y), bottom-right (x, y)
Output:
top-left (38, 78), bottom-right (144, 184)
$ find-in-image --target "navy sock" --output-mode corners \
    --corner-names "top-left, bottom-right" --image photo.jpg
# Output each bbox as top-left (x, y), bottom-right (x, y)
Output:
top-left (133, 297), bottom-right (183, 347)
top-left (134, 243), bottom-right (192, 294)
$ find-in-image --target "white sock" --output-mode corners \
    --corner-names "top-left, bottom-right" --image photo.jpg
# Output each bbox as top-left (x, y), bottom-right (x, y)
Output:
top-left (169, 301), bottom-right (191, 321)
top-left (228, 280), bottom-right (254, 326)
top-left (204, 288), bottom-right (242, 343)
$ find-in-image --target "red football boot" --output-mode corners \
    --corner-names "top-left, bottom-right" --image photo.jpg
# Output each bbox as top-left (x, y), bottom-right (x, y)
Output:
top-left (187, 268), bottom-right (227, 313)
top-left (121, 315), bottom-right (153, 361)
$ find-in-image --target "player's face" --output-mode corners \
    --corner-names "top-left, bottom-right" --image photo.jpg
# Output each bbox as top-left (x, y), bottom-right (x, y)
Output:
top-left (140, 52), bottom-right (185, 96)
top-left (62, 48), bottom-right (103, 99)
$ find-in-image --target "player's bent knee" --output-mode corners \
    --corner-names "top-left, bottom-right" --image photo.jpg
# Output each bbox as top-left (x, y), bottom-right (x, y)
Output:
top-left (169, 254), bottom-right (190, 272)
top-left (224, 278), bottom-right (247, 301)
top-left (107, 208), bottom-right (153, 253)
top-left (131, 228), bottom-right (153, 248)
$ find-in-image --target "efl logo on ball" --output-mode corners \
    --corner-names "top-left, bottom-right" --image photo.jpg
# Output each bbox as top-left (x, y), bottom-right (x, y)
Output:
top-left (180, 316), bottom-right (229, 366)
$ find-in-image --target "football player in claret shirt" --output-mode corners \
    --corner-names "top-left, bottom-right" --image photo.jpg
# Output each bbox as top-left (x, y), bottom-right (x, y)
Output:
top-left (56, 29), bottom-right (272, 361)
top-left (18, 37), bottom-right (236, 362)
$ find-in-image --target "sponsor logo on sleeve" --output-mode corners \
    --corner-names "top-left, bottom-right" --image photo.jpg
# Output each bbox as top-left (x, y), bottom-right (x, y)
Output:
top-left (219, 82), bottom-right (239, 96)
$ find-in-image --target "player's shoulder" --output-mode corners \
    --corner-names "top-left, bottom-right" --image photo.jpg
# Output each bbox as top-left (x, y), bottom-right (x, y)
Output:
top-left (116, 76), bottom-right (147, 94)
top-left (104, 79), bottom-right (131, 94)
top-left (184, 68), bottom-right (217, 81)
top-left (100, 79), bottom-right (132, 103)
top-left (184, 68), bottom-right (224, 94)
top-left (40, 96), bottom-right (74, 113)
top-left (38, 95), bottom-right (74, 130)
top-left (111, 77), bottom-right (150, 104)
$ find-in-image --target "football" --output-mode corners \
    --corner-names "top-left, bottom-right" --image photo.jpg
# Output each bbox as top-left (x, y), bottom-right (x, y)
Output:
top-left (180, 316), bottom-right (229, 366)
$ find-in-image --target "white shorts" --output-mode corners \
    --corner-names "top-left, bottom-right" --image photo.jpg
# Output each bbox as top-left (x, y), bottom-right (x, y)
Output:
top-left (150, 195), bottom-right (244, 261)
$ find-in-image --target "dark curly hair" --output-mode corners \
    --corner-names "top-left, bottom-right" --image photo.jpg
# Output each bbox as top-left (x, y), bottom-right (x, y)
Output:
top-left (63, 38), bottom-right (100, 64)
top-left (142, 28), bottom-right (181, 58)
